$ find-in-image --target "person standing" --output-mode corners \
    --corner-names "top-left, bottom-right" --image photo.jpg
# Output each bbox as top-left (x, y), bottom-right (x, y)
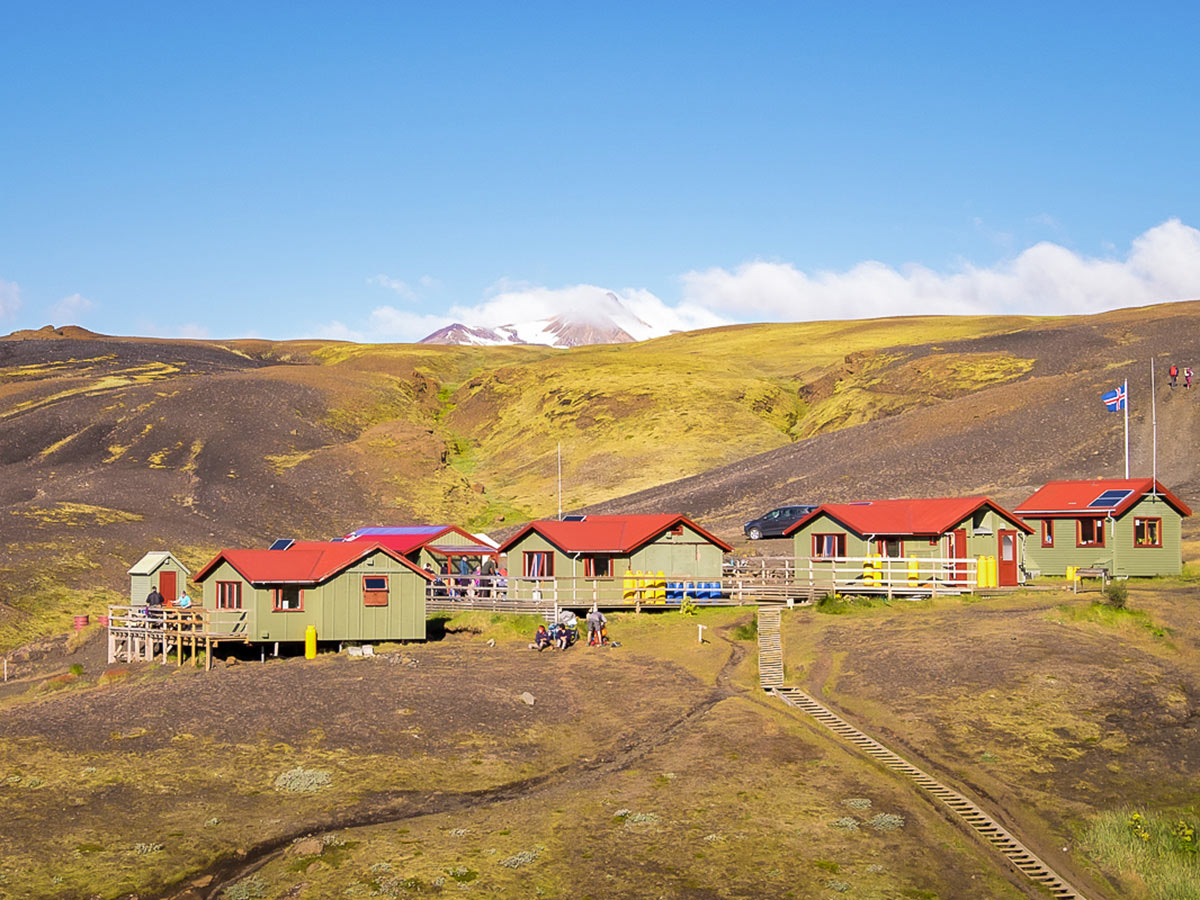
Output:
top-left (1169, 363), bottom-right (1179, 387)
top-left (1186, 366), bottom-right (1193, 389)
top-left (481, 556), bottom-right (497, 598)
top-left (586, 606), bottom-right (607, 646)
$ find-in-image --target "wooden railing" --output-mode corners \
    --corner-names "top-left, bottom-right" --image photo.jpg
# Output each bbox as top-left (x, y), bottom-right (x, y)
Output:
top-left (424, 557), bottom-right (979, 611)
top-left (106, 605), bottom-right (250, 669)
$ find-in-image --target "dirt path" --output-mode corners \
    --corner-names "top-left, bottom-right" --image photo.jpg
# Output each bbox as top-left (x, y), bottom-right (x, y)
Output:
top-left (156, 621), bottom-right (753, 900)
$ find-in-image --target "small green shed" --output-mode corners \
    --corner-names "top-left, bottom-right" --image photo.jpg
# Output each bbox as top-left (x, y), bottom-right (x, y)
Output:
top-left (128, 551), bottom-right (191, 606)
top-left (193, 541), bottom-right (433, 643)
top-left (1015, 478), bottom-right (1192, 577)
top-left (497, 514), bottom-right (733, 605)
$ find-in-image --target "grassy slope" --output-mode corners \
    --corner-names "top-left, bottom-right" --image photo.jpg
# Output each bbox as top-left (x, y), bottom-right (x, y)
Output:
top-left (5, 304), bottom-right (1200, 651)
top-left (780, 583), bottom-right (1200, 900)
top-left (0, 610), bottom-right (1029, 900)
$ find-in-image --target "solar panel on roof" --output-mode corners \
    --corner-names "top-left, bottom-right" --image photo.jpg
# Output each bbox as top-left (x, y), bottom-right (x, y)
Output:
top-left (269, 538), bottom-right (295, 551)
top-left (1087, 489), bottom-right (1133, 509)
top-left (561, 514), bottom-right (587, 521)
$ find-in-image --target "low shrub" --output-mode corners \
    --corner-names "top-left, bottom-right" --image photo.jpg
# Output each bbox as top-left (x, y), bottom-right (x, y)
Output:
top-left (730, 619), bottom-right (757, 641)
top-left (1103, 580), bottom-right (1128, 609)
top-left (273, 767), bottom-right (332, 793)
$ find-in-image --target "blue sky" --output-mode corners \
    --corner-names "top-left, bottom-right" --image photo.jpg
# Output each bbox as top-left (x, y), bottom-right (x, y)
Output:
top-left (2, 2), bottom-right (1199, 340)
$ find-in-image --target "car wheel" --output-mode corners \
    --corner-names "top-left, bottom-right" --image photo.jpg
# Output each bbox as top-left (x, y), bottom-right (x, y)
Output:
top-left (748, 527), bottom-right (762, 540)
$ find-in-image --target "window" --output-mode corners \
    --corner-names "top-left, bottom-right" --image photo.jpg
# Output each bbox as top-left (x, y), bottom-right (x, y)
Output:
top-left (812, 534), bottom-right (846, 558)
top-left (272, 587), bottom-right (303, 611)
top-left (1040, 519), bottom-right (1054, 548)
top-left (523, 551), bottom-right (554, 577)
top-left (1134, 518), bottom-right (1162, 548)
top-left (363, 574), bottom-right (389, 606)
top-left (583, 556), bottom-right (611, 577)
top-left (216, 581), bottom-right (242, 609)
top-left (1077, 518), bottom-right (1105, 547)
top-left (876, 538), bottom-right (903, 558)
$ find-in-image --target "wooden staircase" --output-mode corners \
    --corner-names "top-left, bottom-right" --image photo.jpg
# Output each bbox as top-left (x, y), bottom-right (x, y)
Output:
top-left (756, 606), bottom-right (784, 688)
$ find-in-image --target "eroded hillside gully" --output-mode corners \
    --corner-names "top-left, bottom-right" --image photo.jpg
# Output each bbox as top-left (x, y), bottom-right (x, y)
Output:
top-left (153, 630), bottom-right (750, 900)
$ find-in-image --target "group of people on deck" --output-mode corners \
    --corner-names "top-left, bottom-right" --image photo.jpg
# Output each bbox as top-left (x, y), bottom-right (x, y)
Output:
top-left (531, 606), bottom-right (613, 651)
top-left (427, 555), bottom-right (507, 599)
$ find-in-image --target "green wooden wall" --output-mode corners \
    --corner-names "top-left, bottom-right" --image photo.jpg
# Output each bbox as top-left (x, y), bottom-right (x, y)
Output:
top-left (505, 524), bottom-right (726, 605)
top-left (790, 507), bottom-right (1027, 565)
top-left (199, 550), bottom-right (427, 642)
top-left (1023, 496), bottom-right (1184, 576)
top-left (130, 556), bottom-right (190, 605)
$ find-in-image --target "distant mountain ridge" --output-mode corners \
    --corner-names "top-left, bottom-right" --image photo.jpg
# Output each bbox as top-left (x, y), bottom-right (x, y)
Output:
top-left (419, 292), bottom-right (666, 348)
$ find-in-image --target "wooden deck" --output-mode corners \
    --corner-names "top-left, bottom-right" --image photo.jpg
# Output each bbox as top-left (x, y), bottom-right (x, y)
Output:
top-left (106, 606), bottom-right (249, 670)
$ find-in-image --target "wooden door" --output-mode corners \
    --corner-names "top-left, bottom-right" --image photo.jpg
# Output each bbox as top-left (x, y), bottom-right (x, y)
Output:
top-left (997, 530), bottom-right (1018, 586)
top-left (159, 570), bottom-right (177, 602)
top-left (951, 529), bottom-right (967, 585)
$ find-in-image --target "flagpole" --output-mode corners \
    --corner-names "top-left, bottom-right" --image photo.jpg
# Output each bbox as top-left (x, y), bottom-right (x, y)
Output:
top-left (1151, 363), bottom-right (1158, 487)
top-left (1123, 377), bottom-right (1130, 479)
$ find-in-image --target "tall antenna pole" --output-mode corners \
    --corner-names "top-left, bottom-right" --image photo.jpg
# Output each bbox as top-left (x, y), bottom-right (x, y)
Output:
top-left (1151, 361), bottom-right (1158, 486)
top-left (1123, 377), bottom-right (1130, 479)
top-left (557, 441), bottom-right (562, 520)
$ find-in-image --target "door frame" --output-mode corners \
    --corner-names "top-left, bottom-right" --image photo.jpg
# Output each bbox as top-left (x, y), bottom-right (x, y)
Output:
top-left (997, 529), bottom-right (1018, 586)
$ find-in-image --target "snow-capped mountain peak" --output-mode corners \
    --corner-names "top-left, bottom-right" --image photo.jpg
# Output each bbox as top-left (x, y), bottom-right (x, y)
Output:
top-left (419, 292), bottom-right (666, 348)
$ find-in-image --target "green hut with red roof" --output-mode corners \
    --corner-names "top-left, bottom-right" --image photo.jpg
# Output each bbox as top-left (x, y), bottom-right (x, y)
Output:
top-left (496, 514), bottom-right (733, 605)
top-left (783, 497), bottom-right (1032, 587)
top-left (194, 540), bottom-right (433, 644)
top-left (343, 525), bottom-right (497, 572)
top-left (1015, 478), bottom-right (1191, 577)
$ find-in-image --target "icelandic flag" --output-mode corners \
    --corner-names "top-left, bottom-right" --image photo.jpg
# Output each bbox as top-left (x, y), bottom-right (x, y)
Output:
top-left (1101, 384), bottom-right (1126, 411)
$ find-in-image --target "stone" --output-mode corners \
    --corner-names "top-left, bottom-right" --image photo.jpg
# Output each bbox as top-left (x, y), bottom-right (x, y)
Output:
top-left (519, 692), bottom-right (535, 706)
top-left (292, 838), bottom-right (324, 857)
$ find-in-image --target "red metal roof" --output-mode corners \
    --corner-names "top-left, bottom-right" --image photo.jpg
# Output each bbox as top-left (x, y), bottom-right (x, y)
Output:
top-left (784, 497), bottom-right (1032, 538)
top-left (344, 525), bottom-right (495, 556)
top-left (498, 514), bottom-right (734, 555)
top-left (194, 542), bottom-right (433, 585)
top-left (1014, 478), bottom-right (1192, 518)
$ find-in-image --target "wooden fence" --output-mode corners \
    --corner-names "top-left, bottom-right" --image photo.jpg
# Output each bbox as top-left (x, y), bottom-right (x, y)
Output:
top-left (106, 605), bottom-right (249, 669)
top-left (421, 556), bottom-right (979, 612)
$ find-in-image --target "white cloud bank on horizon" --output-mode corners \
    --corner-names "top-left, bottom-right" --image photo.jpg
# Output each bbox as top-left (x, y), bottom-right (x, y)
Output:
top-left (682, 218), bottom-right (1200, 320)
top-left (324, 219), bottom-right (1200, 342)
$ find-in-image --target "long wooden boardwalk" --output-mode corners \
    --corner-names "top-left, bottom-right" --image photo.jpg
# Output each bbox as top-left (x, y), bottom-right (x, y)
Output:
top-left (757, 608), bottom-right (1090, 900)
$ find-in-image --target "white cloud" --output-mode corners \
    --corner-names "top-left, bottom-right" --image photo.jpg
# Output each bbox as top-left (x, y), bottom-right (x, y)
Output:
top-left (368, 273), bottom-right (441, 302)
top-left (50, 292), bottom-right (95, 323)
top-left (172, 323), bottom-right (211, 339)
top-left (366, 306), bottom-right (452, 341)
top-left (368, 274), bottom-right (417, 300)
top-left (449, 283), bottom-right (728, 337)
top-left (680, 218), bottom-right (1200, 320)
top-left (0, 278), bottom-right (20, 319)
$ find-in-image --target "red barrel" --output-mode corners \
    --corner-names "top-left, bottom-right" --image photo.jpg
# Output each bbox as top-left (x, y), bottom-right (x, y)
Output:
top-left (73, 615), bottom-right (89, 630)
top-left (97, 615), bottom-right (110, 627)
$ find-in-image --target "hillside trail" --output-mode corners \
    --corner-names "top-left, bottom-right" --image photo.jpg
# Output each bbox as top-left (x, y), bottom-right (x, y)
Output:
top-left (1132, 379), bottom-right (1200, 489)
top-left (153, 618), bottom-right (754, 900)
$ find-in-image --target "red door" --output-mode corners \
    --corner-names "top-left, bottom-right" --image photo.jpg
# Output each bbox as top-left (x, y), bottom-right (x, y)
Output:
top-left (159, 570), bottom-right (177, 603)
top-left (997, 530), bottom-right (1018, 586)
top-left (950, 529), bottom-right (967, 585)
